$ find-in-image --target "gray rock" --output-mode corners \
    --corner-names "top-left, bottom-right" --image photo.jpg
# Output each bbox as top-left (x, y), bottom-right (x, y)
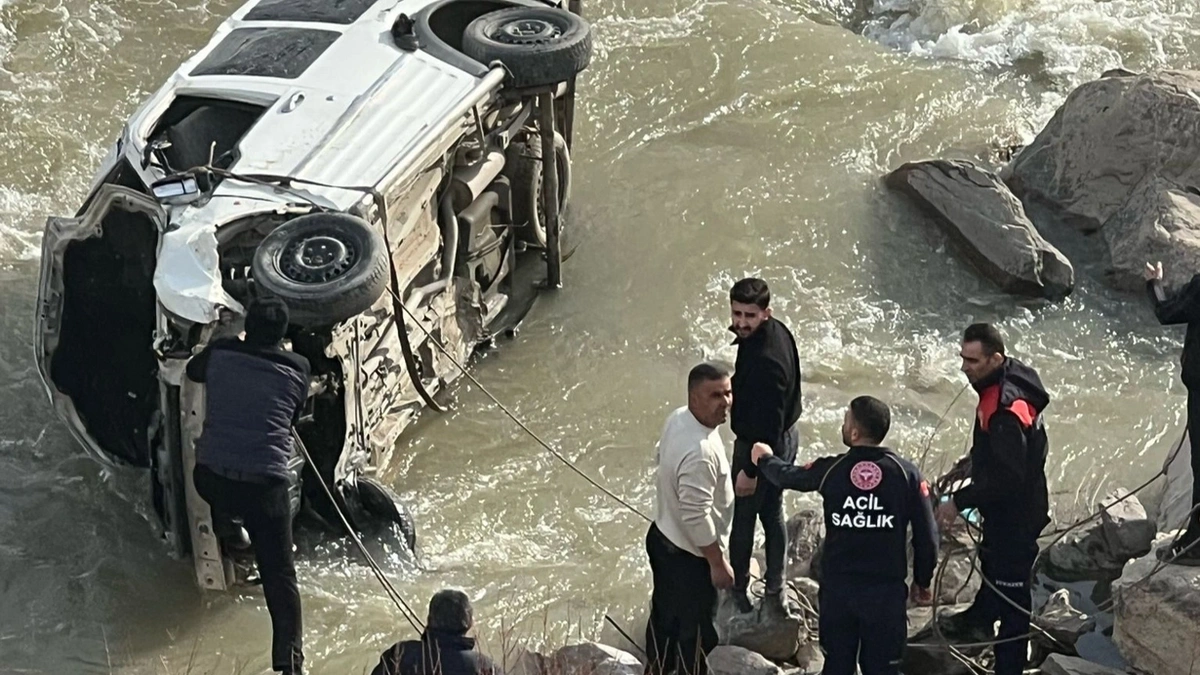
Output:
top-left (706, 645), bottom-right (783, 675)
top-left (886, 159), bottom-right (1073, 299)
top-left (1113, 532), bottom-right (1200, 675)
top-left (722, 605), bottom-right (805, 662)
top-left (793, 641), bottom-right (824, 675)
top-left (789, 577), bottom-right (820, 616)
top-left (1098, 490), bottom-right (1156, 563)
top-left (785, 507), bottom-right (825, 580)
top-left (902, 605), bottom-right (979, 675)
top-left (1045, 521), bottom-right (1126, 582)
top-left (1100, 174), bottom-right (1200, 292)
top-left (1032, 589), bottom-right (1096, 654)
top-left (1007, 70), bottom-right (1200, 234)
top-left (934, 549), bottom-right (982, 606)
top-left (546, 642), bottom-right (642, 675)
top-left (1040, 653), bottom-right (1128, 675)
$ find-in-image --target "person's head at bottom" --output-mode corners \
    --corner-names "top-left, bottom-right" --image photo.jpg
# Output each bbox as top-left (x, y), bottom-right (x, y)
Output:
top-left (244, 296), bottom-right (291, 347)
top-left (428, 588), bottom-right (474, 636)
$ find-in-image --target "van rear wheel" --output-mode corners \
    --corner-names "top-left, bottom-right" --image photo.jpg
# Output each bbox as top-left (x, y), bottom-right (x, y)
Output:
top-left (462, 7), bottom-right (592, 89)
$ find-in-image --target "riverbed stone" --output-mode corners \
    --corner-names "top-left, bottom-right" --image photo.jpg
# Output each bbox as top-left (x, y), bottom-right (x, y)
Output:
top-left (1098, 490), bottom-right (1156, 563)
top-left (902, 604), bottom-right (979, 675)
top-left (1032, 589), bottom-right (1096, 655)
top-left (706, 645), bottom-right (783, 675)
top-left (886, 158), bottom-right (1074, 299)
top-left (1113, 532), bottom-right (1200, 675)
top-left (546, 642), bottom-right (642, 675)
top-left (785, 506), bottom-right (824, 580)
top-left (721, 602), bottom-right (806, 662)
top-left (1040, 653), bottom-right (1129, 675)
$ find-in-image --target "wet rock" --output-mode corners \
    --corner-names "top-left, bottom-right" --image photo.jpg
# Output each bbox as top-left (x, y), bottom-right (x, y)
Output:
top-left (1007, 71), bottom-right (1200, 231)
top-left (902, 604), bottom-right (979, 675)
top-left (546, 642), bottom-right (642, 675)
top-left (785, 507), bottom-right (825, 580)
top-left (789, 577), bottom-right (820, 616)
top-left (1032, 589), bottom-right (1096, 655)
top-left (706, 645), bottom-right (783, 675)
top-left (1046, 492), bottom-right (1158, 582)
top-left (793, 641), bottom-right (824, 675)
top-left (1113, 532), bottom-right (1200, 675)
top-left (1101, 174), bottom-right (1200, 292)
top-left (1040, 653), bottom-right (1128, 675)
top-left (1098, 490), bottom-right (1156, 563)
top-left (721, 603), bottom-right (806, 662)
top-left (933, 549), bottom-right (982, 605)
top-left (886, 159), bottom-right (1073, 299)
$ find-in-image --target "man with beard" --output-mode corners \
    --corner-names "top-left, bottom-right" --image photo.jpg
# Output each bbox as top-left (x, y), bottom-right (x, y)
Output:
top-left (935, 323), bottom-right (1051, 675)
top-left (726, 278), bottom-right (802, 617)
top-left (1144, 260), bottom-right (1200, 564)
top-left (751, 396), bottom-right (937, 675)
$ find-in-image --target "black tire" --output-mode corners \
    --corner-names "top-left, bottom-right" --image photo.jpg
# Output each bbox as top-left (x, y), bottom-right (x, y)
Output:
top-left (509, 131), bottom-right (571, 246)
top-left (350, 476), bottom-right (417, 554)
top-left (462, 7), bottom-right (592, 89)
top-left (251, 212), bottom-right (389, 326)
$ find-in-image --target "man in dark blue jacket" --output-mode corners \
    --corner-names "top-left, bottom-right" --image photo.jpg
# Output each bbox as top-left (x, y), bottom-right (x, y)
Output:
top-left (752, 396), bottom-right (937, 675)
top-left (188, 296), bottom-right (311, 675)
top-left (1145, 260), bottom-right (1200, 564)
top-left (371, 589), bottom-right (502, 675)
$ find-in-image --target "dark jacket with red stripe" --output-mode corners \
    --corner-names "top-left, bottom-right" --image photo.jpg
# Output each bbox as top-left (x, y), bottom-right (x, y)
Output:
top-left (1147, 276), bottom-right (1200, 388)
top-left (953, 357), bottom-right (1051, 536)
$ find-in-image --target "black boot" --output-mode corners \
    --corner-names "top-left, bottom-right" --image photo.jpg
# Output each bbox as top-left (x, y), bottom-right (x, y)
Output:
top-left (761, 590), bottom-right (797, 620)
top-left (730, 588), bottom-right (754, 615)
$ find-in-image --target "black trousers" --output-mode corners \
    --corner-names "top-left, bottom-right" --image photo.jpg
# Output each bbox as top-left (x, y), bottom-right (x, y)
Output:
top-left (730, 426), bottom-right (799, 594)
top-left (961, 525), bottom-right (1037, 675)
top-left (644, 524), bottom-right (718, 675)
top-left (818, 579), bottom-right (907, 675)
top-left (1185, 388), bottom-right (1200, 540)
top-left (194, 464), bottom-right (304, 674)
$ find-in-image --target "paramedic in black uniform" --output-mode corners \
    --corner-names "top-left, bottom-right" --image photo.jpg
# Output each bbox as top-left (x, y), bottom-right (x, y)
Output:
top-left (1144, 260), bottom-right (1200, 564)
top-left (727, 277), bottom-right (803, 616)
top-left (188, 296), bottom-right (311, 675)
top-left (751, 396), bottom-right (937, 675)
top-left (935, 323), bottom-right (1051, 675)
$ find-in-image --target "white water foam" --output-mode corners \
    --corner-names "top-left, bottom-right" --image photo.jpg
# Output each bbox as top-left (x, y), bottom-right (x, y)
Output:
top-left (862, 0), bottom-right (1200, 88)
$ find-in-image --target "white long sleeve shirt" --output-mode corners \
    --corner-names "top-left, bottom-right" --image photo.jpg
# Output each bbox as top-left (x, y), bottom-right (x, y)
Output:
top-left (652, 406), bottom-right (734, 557)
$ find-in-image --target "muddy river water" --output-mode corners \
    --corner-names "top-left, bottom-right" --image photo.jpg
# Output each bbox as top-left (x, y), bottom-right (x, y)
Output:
top-left (2, 0), bottom-right (1199, 671)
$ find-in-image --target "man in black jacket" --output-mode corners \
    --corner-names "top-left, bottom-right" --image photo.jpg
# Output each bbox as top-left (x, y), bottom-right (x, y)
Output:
top-left (188, 296), bottom-right (311, 675)
top-left (935, 323), bottom-right (1050, 675)
top-left (1144, 260), bottom-right (1200, 564)
top-left (727, 278), bottom-right (803, 616)
top-left (752, 396), bottom-right (936, 675)
top-left (371, 589), bottom-right (501, 675)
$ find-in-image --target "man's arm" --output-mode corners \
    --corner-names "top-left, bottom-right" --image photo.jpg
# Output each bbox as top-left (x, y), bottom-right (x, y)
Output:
top-left (756, 452), bottom-right (834, 492)
top-left (1147, 275), bottom-right (1200, 326)
top-left (909, 468), bottom-right (939, 590)
top-left (952, 412), bottom-right (1028, 512)
top-left (677, 451), bottom-right (734, 588)
top-left (184, 343), bottom-right (216, 383)
top-left (734, 358), bottom-right (789, 478)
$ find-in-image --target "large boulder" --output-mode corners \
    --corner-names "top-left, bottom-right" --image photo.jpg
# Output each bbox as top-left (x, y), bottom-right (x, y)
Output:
top-left (1099, 490), bottom-right (1156, 563)
top-left (902, 604), bottom-right (978, 675)
top-left (545, 642), bottom-right (642, 675)
top-left (720, 602), bottom-right (807, 662)
top-left (1112, 532), bottom-right (1200, 675)
top-left (1045, 492), bottom-right (1156, 582)
top-left (1006, 71), bottom-right (1200, 234)
top-left (886, 159), bottom-right (1074, 299)
top-left (706, 645), bottom-right (783, 675)
top-left (1032, 589), bottom-right (1096, 655)
top-left (785, 507), bottom-right (825, 580)
top-left (1100, 174), bottom-right (1200, 291)
top-left (1040, 653), bottom-right (1128, 675)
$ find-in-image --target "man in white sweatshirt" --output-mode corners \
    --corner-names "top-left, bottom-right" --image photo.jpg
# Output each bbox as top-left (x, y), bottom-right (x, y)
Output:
top-left (645, 362), bottom-right (736, 675)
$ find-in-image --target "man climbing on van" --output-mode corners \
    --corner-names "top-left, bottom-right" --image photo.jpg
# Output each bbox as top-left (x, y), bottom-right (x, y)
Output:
top-left (188, 296), bottom-right (311, 675)
top-left (726, 277), bottom-right (802, 618)
top-left (751, 396), bottom-right (937, 675)
top-left (1144, 260), bottom-right (1200, 565)
top-left (935, 323), bottom-right (1050, 675)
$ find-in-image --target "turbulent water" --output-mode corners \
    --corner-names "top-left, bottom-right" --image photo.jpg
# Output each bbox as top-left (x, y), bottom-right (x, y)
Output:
top-left (1, 0), bottom-right (1199, 672)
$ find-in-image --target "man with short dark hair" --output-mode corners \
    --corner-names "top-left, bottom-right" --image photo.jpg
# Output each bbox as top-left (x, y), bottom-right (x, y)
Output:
top-left (645, 362), bottom-right (735, 675)
top-left (935, 323), bottom-right (1051, 675)
top-left (371, 589), bottom-right (501, 675)
top-left (751, 396), bottom-right (937, 675)
top-left (188, 296), bottom-right (311, 675)
top-left (726, 278), bottom-right (803, 616)
top-left (1144, 260), bottom-right (1200, 564)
